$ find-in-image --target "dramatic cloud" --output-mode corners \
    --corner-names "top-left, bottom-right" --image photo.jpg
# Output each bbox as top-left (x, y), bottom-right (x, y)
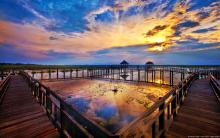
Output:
top-left (0, 0), bottom-right (219, 64)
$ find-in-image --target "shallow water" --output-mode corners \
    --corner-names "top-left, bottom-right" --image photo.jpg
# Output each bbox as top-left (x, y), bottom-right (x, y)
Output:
top-left (42, 79), bottom-right (170, 133)
top-left (25, 69), bottom-right (190, 86)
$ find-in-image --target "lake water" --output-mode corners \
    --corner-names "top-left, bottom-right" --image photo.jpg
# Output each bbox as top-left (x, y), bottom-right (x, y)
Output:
top-left (42, 79), bottom-right (170, 133)
top-left (26, 69), bottom-right (190, 86)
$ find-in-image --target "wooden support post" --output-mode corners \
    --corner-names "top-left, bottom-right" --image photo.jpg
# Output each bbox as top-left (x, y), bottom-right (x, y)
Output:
top-left (103, 69), bottom-right (105, 78)
top-left (70, 69), bottom-right (72, 79)
top-left (63, 70), bottom-right (65, 79)
top-left (131, 69), bottom-right (133, 81)
top-left (144, 68), bottom-right (146, 82)
top-left (138, 67), bottom-right (140, 82)
top-left (160, 69), bottom-right (162, 83)
top-left (154, 70), bottom-right (156, 83)
top-left (152, 69), bottom-right (154, 82)
top-left (76, 69), bottom-right (78, 78)
top-left (181, 72), bottom-right (183, 82)
top-left (159, 102), bottom-right (165, 136)
top-left (146, 69), bottom-right (148, 82)
top-left (167, 103), bottom-right (171, 120)
top-left (1, 70), bottom-right (3, 80)
top-left (171, 93), bottom-right (177, 117)
top-left (111, 69), bottom-right (113, 79)
top-left (118, 68), bottom-right (120, 80)
top-left (100, 69), bottom-right (102, 78)
top-left (169, 70), bottom-right (172, 86)
top-left (151, 69), bottom-right (154, 82)
top-left (41, 71), bottom-right (43, 80)
top-left (32, 72), bottom-right (34, 78)
top-left (57, 69), bottom-right (59, 79)
top-left (112, 69), bottom-right (115, 80)
top-left (49, 69), bottom-right (51, 79)
top-left (171, 70), bottom-right (174, 86)
top-left (152, 122), bottom-right (156, 138)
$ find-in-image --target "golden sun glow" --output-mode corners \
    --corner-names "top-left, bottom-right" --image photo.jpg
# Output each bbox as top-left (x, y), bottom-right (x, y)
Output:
top-left (155, 79), bottom-right (163, 84)
top-left (146, 35), bottom-right (167, 43)
top-left (0, 1), bottom-right (219, 58)
top-left (148, 46), bottom-right (164, 52)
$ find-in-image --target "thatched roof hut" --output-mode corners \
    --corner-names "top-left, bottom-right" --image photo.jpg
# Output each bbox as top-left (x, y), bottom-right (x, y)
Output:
top-left (120, 60), bottom-right (129, 65)
top-left (145, 61), bottom-right (154, 65)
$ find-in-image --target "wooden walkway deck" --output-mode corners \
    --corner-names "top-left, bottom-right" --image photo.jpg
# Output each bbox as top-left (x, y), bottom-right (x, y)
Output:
top-left (165, 78), bottom-right (220, 137)
top-left (0, 75), bottom-right (60, 138)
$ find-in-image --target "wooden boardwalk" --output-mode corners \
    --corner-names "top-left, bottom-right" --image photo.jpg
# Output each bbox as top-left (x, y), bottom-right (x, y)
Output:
top-left (0, 75), bottom-right (60, 138)
top-left (165, 78), bottom-right (220, 137)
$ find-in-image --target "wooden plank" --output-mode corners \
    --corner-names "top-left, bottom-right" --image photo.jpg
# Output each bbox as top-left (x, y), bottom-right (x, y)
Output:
top-left (0, 75), bottom-right (59, 138)
top-left (165, 79), bottom-right (220, 137)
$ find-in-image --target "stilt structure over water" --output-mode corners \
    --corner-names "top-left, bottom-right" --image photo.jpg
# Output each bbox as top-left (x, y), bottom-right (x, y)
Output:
top-left (0, 62), bottom-right (220, 137)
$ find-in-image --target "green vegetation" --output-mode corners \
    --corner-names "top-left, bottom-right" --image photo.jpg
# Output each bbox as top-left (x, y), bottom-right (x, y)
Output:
top-left (0, 63), bottom-right (83, 70)
top-left (0, 63), bottom-right (122, 71)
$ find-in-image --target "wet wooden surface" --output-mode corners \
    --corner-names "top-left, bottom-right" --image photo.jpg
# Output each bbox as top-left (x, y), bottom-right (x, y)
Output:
top-left (0, 75), bottom-right (60, 138)
top-left (165, 78), bottom-right (220, 137)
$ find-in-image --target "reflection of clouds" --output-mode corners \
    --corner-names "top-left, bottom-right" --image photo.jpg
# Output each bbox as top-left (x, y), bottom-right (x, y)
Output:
top-left (0, 0), bottom-right (219, 58)
top-left (65, 96), bottom-right (91, 113)
top-left (42, 79), bottom-right (169, 133)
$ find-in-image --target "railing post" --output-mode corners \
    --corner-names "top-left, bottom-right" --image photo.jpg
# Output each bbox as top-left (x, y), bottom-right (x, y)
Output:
top-left (70, 69), bottom-right (72, 79)
top-left (59, 101), bottom-right (65, 138)
top-left (82, 69), bottom-right (84, 78)
top-left (138, 66), bottom-right (140, 82)
top-left (171, 92), bottom-right (177, 117)
top-left (152, 122), bottom-right (156, 138)
top-left (76, 69), bottom-right (78, 78)
top-left (144, 67), bottom-right (147, 82)
top-left (41, 71), bottom-right (43, 80)
top-left (154, 70), bottom-right (156, 83)
top-left (63, 70), bottom-right (65, 79)
top-left (57, 68), bottom-right (59, 80)
top-left (160, 69), bottom-right (162, 83)
top-left (159, 101), bottom-right (165, 137)
top-left (146, 68), bottom-right (148, 82)
top-left (38, 85), bottom-right (42, 105)
top-left (131, 69), bottom-right (133, 81)
top-left (49, 69), bottom-right (51, 79)
top-left (152, 69), bottom-right (154, 82)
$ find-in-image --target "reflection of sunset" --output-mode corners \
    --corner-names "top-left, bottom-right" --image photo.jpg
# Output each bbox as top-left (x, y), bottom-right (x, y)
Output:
top-left (42, 79), bottom-right (170, 133)
top-left (155, 79), bottom-right (163, 84)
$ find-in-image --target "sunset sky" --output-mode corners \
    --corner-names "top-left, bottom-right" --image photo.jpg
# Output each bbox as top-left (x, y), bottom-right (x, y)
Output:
top-left (0, 0), bottom-right (219, 65)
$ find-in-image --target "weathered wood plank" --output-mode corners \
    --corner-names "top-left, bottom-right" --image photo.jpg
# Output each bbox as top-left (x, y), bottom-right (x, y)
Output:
top-left (165, 79), bottom-right (220, 137)
top-left (0, 75), bottom-right (60, 138)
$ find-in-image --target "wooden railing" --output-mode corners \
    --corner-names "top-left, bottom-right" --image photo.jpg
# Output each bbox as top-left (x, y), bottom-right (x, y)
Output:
top-left (19, 71), bottom-right (118, 138)
top-left (0, 73), bottom-right (12, 104)
top-left (116, 73), bottom-right (197, 138)
top-left (210, 74), bottom-right (220, 103)
top-left (20, 71), bottom-right (198, 138)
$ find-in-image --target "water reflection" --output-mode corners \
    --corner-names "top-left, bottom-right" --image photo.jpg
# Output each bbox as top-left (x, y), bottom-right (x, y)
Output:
top-left (66, 96), bottom-right (90, 113)
top-left (42, 79), bottom-right (170, 133)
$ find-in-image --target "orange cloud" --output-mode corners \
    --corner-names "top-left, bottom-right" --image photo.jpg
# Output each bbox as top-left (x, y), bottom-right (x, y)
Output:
top-left (0, 1), bottom-right (219, 59)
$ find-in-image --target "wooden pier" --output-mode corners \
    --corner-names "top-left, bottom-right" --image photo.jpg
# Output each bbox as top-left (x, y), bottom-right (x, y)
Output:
top-left (165, 78), bottom-right (220, 137)
top-left (0, 65), bottom-right (220, 138)
top-left (0, 75), bottom-right (59, 138)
